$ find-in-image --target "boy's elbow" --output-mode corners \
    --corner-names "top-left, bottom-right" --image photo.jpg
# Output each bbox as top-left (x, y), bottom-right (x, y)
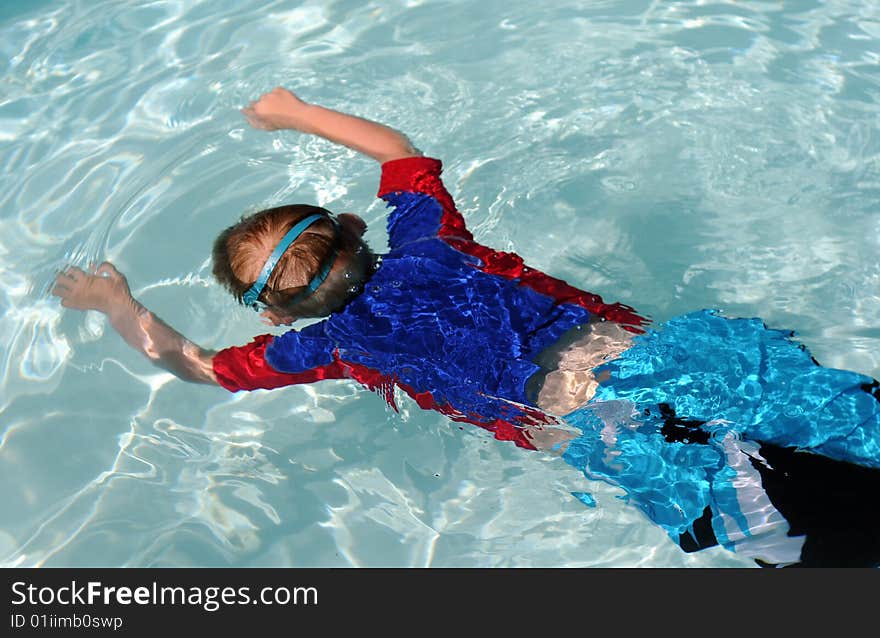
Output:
top-left (191, 350), bottom-right (220, 385)
top-left (181, 367), bottom-right (220, 386)
top-left (162, 347), bottom-right (220, 386)
top-left (377, 145), bottom-right (423, 164)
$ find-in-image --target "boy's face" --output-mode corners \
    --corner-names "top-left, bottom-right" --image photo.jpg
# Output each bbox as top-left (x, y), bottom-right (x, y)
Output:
top-left (259, 306), bottom-right (296, 326)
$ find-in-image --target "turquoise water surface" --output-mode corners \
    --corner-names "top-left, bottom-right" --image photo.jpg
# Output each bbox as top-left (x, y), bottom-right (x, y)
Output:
top-left (1, 0), bottom-right (878, 567)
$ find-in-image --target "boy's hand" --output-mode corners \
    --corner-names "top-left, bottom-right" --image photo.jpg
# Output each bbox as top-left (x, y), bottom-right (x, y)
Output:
top-left (241, 87), bottom-right (309, 131)
top-left (52, 262), bottom-right (132, 315)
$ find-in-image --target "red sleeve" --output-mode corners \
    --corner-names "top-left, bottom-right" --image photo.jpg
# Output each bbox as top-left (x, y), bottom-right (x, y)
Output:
top-left (212, 334), bottom-right (346, 392)
top-left (378, 156), bottom-right (444, 196)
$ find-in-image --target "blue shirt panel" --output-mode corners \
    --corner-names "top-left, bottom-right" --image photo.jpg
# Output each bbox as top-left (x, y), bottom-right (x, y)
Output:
top-left (265, 193), bottom-right (593, 417)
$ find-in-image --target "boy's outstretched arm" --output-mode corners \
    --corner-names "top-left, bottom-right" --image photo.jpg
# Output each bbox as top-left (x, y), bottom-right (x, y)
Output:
top-left (241, 87), bottom-right (421, 163)
top-left (52, 263), bottom-right (219, 385)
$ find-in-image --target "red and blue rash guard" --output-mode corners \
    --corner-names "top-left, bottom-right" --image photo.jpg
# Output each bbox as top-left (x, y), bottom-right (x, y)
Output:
top-left (213, 157), bottom-right (647, 450)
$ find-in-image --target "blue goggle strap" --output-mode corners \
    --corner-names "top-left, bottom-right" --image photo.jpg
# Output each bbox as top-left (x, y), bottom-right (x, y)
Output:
top-left (285, 241), bottom-right (339, 306)
top-left (242, 213), bottom-right (331, 307)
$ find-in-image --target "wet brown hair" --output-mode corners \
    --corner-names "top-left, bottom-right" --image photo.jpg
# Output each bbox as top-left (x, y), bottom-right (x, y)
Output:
top-left (212, 204), bottom-right (374, 318)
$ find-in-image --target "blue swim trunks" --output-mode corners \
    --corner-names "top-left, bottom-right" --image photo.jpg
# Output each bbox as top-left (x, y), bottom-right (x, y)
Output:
top-left (561, 310), bottom-right (880, 564)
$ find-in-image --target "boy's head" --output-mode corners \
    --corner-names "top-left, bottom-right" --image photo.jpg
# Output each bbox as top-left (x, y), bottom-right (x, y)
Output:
top-left (212, 204), bottom-right (374, 325)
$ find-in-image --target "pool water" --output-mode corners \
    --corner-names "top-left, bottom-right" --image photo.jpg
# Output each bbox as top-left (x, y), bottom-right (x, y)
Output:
top-left (1, 0), bottom-right (878, 567)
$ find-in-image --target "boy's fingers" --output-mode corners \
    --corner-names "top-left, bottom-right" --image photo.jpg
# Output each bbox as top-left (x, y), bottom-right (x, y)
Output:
top-left (57, 269), bottom-right (78, 283)
top-left (96, 262), bottom-right (118, 277)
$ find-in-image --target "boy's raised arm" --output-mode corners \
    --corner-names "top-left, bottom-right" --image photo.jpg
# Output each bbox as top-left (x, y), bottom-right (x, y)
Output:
top-left (241, 87), bottom-right (422, 163)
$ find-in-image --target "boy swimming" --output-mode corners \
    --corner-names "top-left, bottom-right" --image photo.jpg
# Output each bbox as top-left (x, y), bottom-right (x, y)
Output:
top-left (52, 86), bottom-right (645, 451)
top-left (52, 87), bottom-right (880, 566)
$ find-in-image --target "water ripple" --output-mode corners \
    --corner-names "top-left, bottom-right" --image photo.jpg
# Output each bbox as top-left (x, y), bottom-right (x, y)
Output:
top-left (0, 0), bottom-right (876, 568)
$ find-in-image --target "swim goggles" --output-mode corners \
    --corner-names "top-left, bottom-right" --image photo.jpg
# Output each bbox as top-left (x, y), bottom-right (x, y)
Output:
top-left (242, 213), bottom-right (339, 311)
